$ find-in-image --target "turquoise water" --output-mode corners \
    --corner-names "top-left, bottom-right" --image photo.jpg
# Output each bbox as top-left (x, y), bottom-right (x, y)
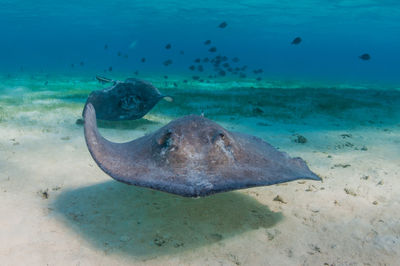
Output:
top-left (1, 2), bottom-right (400, 265)
top-left (1, 1), bottom-right (400, 85)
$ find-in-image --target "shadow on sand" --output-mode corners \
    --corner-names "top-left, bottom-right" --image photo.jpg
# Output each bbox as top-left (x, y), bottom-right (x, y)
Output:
top-left (52, 181), bottom-right (282, 258)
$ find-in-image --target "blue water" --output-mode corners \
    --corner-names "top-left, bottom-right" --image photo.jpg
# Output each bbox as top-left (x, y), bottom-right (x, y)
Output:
top-left (1, 1), bottom-right (400, 86)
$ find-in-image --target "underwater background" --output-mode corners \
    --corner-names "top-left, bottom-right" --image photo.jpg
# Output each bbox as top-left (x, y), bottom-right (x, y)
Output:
top-left (1, 0), bottom-right (400, 86)
top-left (1, 1), bottom-right (400, 265)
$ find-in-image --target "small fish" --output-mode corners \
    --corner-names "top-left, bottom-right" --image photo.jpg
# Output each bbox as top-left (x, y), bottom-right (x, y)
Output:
top-left (117, 51), bottom-right (122, 56)
top-left (359, 53), bottom-right (371, 60)
top-left (165, 43), bottom-right (171, 49)
top-left (291, 37), bottom-right (302, 45)
top-left (134, 70), bottom-right (139, 75)
top-left (96, 75), bottom-right (114, 84)
top-left (129, 40), bottom-right (137, 49)
top-left (183, 80), bottom-right (188, 83)
top-left (173, 82), bottom-right (178, 87)
top-left (192, 76), bottom-right (200, 80)
top-left (219, 21), bottom-right (228, 28)
top-left (222, 62), bottom-right (230, 68)
top-left (209, 47), bottom-right (217, 52)
top-left (194, 58), bottom-right (201, 63)
top-left (256, 77), bottom-right (262, 81)
top-left (189, 65), bottom-right (195, 71)
top-left (124, 54), bottom-right (128, 58)
top-left (219, 70), bottom-right (226, 76)
top-left (180, 50), bottom-right (184, 55)
top-left (108, 66), bottom-right (113, 72)
top-left (197, 65), bottom-right (204, 72)
top-left (71, 64), bottom-right (74, 68)
top-left (163, 59), bottom-right (173, 66)
top-left (239, 73), bottom-right (246, 78)
top-left (104, 44), bottom-right (108, 49)
top-left (141, 57), bottom-right (146, 63)
top-left (164, 75), bottom-right (168, 79)
top-left (204, 40), bottom-right (211, 45)
top-left (232, 57), bottom-right (239, 63)
top-left (80, 61), bottom-right (84, 66)
top-left (203, 57), bottom-right (209, 62)
top-left (44, 81), bottom-right (48, 85)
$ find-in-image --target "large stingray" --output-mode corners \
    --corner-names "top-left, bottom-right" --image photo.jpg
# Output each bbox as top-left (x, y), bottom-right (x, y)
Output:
top-left (83, 76), bottom-right (172, 121)
top-left (84, 103), bottom-right (321, 197)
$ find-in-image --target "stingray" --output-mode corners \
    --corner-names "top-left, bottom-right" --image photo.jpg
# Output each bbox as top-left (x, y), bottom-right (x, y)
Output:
top-left (83, 76), bottom-right (173, 121)
top-left (84, 103), bottom-right (321, 197)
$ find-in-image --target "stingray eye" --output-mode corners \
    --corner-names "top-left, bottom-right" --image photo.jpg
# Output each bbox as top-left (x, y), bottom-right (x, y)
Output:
top-left (158, 130), bottom-right (173, 148)
top-left (212, 131), bottom-right (228, 144)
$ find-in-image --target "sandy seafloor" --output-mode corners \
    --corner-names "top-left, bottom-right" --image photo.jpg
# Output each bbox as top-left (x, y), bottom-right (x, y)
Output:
top-left (0, 74), bottom-right (399, 266)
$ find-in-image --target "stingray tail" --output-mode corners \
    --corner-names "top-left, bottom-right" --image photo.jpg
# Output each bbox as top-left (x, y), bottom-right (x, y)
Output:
top-left (84, 103), bottom-right (121, 175)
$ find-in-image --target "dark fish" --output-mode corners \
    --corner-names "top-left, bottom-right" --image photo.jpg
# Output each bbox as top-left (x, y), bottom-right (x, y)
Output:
top-left (104, 44), bottom-right (108, 49)
top-left (256, 77), bottom-right (262, 81)
top-left (124, 54), bottom-right (128, 59)
top-left (219, 70), bottom-right (226, 76)
top-left (219, 21), bottom-right (228, 28)
top-left (173, 82), bottom-right (178, 87)
top-left (141, 57), bottom-right (146, 63)
top-left (165, 43), bottom-right (171, 49)
top-left (222, 62), bottom-right (230, 68)
top-left (44, 81), bottom-right (48, 86)
top-left (239, 73), bottom-right (246, 78)
top-left (163, 59), bottom-right (173, 66)
top-left (80, 61), bottom-right (84, 66)
top-left (204, 40), bottom-right (211, 45)
top-left (180, 50), bottom-right (184, 55)
top-left (108, 66), bottom-right (113, 72)
top-left (291, 37), bottom-right (302, 45)
top-left (71, 64), bottom-right (74, 68)
top-left (203, 57), bottom-right (209, 62)
top-left (197, 65), bottom-right (204, 72)
top-left (209, 47), bottom-right (217, 52)
top-left (83, 109), bottom-right (320, 197)
top-left (232, 57), bottom-right (239, 63)
top-left (192, 76), bottom-right (200, 80)
top-left (118, 51), bottom-right (122, 56)
top-left (164, 75), bottom-right (168, 79)
top-left (83, 77), bottom-right (173, 121)
top-left (359, 53), bottom-right (371, 60)
top-left (134, 71), bottom-right (139, 75)
top-left (183, 80), bottom-right (188, 83)
top-left (189, 65), bottom-right (195, 71)
top-left (194, 58), bottom-right (201, 63)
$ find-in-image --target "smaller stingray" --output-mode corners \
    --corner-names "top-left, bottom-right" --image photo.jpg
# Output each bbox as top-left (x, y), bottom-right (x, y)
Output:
top-left (84, 103), bottom-right (321, 197)
top-left (84, 76), bottom-right (173, 121)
